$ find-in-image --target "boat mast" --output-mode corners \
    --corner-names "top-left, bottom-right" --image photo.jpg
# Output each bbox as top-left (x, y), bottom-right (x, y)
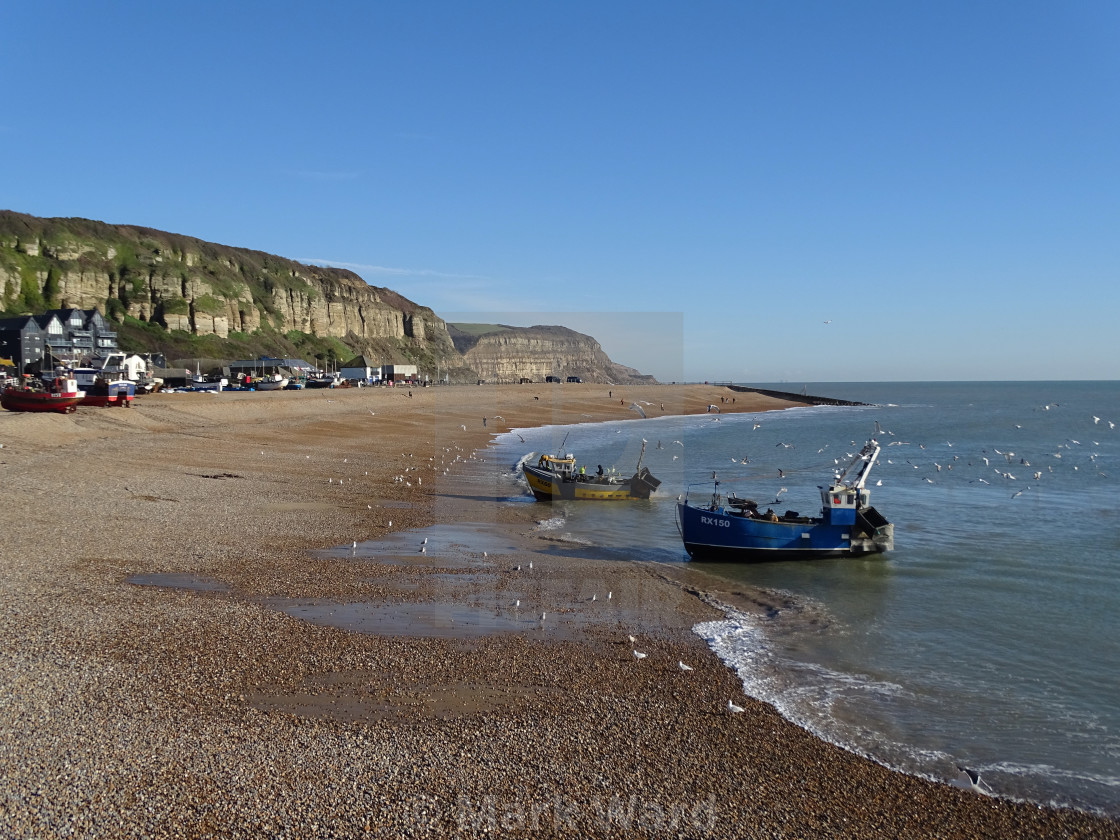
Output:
top-left (835, 439), bottom-right (882, 489)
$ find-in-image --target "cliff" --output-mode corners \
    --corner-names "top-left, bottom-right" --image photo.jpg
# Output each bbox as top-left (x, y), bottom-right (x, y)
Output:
top-left (449, 323), bottom-right (656, 384)
top-left (0, 210), bottom-right (654, 383)
top-left (0, 210), bottom-right (456, 365)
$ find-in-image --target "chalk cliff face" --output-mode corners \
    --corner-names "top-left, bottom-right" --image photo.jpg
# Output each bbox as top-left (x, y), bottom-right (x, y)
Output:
top-left (0, 211), bottom-right (456, 361)
top-left (0, 211), bottom-right (654, 383)
top-left (449, 324), bottom-right (656, 384)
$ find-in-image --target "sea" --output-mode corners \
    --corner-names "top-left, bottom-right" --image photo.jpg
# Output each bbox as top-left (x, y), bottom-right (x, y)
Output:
top-left (436, 381), bottom-right (1120, 816)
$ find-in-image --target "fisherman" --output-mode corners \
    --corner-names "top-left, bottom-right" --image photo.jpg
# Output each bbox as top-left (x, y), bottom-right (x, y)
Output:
top-left (579, 465), bottom-right (586, 480)
top-left (596, 464), bottom-right (604, 478)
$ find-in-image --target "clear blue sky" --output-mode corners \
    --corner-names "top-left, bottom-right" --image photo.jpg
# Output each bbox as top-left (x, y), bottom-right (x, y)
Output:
top-left (3, 1), bottom-right (1118, 382)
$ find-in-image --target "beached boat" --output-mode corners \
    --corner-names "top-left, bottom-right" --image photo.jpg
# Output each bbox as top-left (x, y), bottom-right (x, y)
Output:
top-left (676, 437), bottom-right (893, 562)
top-left (72, 369), bottom-right (136, 407)
top-left (252, 373), bottom-right (289, 391)
top-left (305, 374), bottom-right (340, 388)
top-left (1, 375), bottom-right (85, 413)
top-left (523, 443), bottom-right (661, 501)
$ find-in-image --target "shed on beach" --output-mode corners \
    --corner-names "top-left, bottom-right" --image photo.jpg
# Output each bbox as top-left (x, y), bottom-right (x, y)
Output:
top-left (229, 357), bottom-right (314, 378)
top-left (381, 363), bottom-right (418, 383)
top-left (340, 356), bottom-right (380, 383)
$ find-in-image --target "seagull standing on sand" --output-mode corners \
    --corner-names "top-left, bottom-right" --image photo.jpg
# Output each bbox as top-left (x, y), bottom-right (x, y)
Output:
top-left (727, 700), bottom-right (745, 714)
top-left (678, 661), bottom-right (694, 671)
top-left (633, 650), bottom-right (648, 660)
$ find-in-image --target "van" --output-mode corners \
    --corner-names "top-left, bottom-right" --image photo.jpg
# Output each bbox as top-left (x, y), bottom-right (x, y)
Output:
top-left (566, 376), bottom-right (582, 383)
top-left (545, 375), bottom-right (561, 383)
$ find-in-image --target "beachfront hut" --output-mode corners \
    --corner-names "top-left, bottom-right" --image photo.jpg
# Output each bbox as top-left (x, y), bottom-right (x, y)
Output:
top-left (381, 364), bottom-right (418, 383)
top-left (228, 357), bottom-right (315, 379)
top-left (340, 355), bottom-right (380, 384)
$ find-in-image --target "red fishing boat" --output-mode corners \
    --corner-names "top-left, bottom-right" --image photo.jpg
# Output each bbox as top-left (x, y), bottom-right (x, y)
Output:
top-left (1, 375), bottom-right (85, 413)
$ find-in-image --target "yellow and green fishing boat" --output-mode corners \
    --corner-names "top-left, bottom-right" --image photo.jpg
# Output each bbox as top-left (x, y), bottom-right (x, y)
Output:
top-left (522, 443), bottom-right (661, 501)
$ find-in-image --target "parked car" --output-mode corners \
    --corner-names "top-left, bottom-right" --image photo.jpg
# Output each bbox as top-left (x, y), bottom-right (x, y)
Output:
top-left (566, 376), bottom-right (582, 383)
top-left (545, 375), bottom-right (561, 383)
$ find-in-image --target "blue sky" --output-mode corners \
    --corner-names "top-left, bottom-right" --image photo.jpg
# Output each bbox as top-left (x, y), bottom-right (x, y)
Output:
top-left (2, 1), bottom-right (1118, 382)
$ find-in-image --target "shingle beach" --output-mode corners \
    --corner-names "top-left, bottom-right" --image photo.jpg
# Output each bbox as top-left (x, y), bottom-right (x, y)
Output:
top-left (2, 384), bottom-right (1115, 838)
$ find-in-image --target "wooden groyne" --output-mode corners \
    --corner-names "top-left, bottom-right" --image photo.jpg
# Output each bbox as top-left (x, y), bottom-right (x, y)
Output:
top-left (726, 385), bottom-right (870, 407)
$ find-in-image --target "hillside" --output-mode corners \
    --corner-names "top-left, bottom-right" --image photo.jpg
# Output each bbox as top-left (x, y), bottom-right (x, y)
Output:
top-left (0, 210), bottom-right (654, 383)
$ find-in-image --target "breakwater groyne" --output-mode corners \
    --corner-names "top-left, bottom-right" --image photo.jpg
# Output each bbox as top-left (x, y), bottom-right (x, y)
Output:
top-left (726, 385), bottom-right (870, 407)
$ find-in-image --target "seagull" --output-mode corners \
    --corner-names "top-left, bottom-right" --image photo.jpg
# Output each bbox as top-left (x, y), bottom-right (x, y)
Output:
top-left (752, 422), bottom-right (762, 430)
top-left (727, 700), bottom-right (745, 714)
top-left (823, 319), bottom-right (832, 324)
top-left (953, 766), bottom-right (995, 796)
top-left (633, 650), bottom-right (648, 660)
top-left (351, 541), bottom-right (357, 549)
top-left (1093, 415), bottom-right (1101, 424)
top-left (628, 635), bottom-right (637, 644)
top-left (678, 661), bottom-right (694, 671)
top-left (608, 591), bottom-right (612, 599)
top-left (513, 599), bottom-right (520, 608)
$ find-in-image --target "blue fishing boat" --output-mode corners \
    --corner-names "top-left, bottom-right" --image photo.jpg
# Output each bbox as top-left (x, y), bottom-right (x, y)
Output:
top-left (676, 437), bottom-right (893, 562)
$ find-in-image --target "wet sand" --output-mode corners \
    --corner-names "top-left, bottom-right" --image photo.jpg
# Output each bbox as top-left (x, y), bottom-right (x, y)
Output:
top-left (1, 383), bottom-right (1116, 838)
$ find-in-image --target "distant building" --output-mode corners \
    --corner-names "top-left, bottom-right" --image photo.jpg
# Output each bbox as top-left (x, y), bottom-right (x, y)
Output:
top-left (228, 356), bottom-right (315, 378)
top-left (0, 315), bottom-right (46, 372)
top-left (381, 363), bottom-right (418, 383)
top-left (340, 355), bottom-right (380, 383)
top-left (38, 308), bottom-right (118, 365)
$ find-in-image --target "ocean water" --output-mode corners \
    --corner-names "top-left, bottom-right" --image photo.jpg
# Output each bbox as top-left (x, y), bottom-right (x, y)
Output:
top-left (447, 381), bottom-right (1120, 816)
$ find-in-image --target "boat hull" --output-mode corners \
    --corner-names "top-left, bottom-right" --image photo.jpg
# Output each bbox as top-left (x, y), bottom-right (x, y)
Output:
top-left (677, 501), bottom-right (893, 562)
top-left (253, 378), bottom-right (289, 391)
top-left (78, 380), bottom-right (135, 407)
top-left (1, 388), bottom-right (84, 413)
top-left (523, 464), bottom-right (660, 501)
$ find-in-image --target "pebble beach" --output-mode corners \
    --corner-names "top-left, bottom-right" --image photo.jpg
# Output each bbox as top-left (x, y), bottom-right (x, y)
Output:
top-left (1, 383), bottom-right (1116, 839)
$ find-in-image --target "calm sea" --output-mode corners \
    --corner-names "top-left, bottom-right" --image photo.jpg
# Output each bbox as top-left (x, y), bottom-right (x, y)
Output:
top-left (436, 382), bottom-right (1120, 815)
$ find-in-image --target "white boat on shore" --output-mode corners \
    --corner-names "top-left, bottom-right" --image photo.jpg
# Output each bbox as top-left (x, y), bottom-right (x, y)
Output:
top-left (253, 374), bottom-right (289, 391)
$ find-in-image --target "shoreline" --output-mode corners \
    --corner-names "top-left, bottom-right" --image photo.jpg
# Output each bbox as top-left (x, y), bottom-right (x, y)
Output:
top-left (2, 384), bottom-right (1116, 838)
